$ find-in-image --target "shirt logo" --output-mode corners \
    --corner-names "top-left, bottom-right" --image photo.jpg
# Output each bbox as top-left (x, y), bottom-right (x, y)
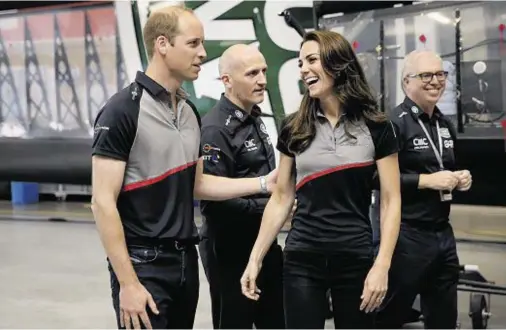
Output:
top-left (413, 137), bottom-right (429, 150)
top-left (411, 106), bottom-right (419, 114)
top-left (235, 110), bottom-right (244, 119)
top-left (202, 144), bottom-right (220, 153)
top-left (244, 138), bottom-right (258, 152)
top-left (131, 87), bottom-right (139, 100)
top-left (439, 127), bottom-right (451, 139)
top-left (260, 123), bottom-right (268, 134)
top-left (202, 144), bottom-right (221, 163)
top-left (93, 124), bottom-right (110, 134)
top-left (202, 153), bottom-right (220, 163)
top-left (444, 140), bottom-right (454, 149)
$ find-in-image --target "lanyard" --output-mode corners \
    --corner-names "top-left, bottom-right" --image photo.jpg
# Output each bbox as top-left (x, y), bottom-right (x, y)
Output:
top-left (417, 118), bottom-right (444, 170)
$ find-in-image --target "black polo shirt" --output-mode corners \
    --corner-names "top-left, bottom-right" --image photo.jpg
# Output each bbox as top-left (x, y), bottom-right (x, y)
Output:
top-left (277, 112), bottom-right (398, 255)
top-left (199, 94), bottom-right (276, 251)
top-left (390, 97), bottom-right (458, 227)
top-left (91, 71), bottom-right (201, 245)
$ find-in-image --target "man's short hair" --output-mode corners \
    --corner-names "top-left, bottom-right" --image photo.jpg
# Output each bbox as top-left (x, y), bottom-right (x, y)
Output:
top-left (401, 49), bottom-right (443, 92)
top-left (402, 50), bottom-right (443, 78)
top-left (142, 4), bottom-right (194, 59)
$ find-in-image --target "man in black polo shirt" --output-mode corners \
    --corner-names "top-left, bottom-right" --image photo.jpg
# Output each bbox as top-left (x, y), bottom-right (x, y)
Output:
top-left (91, 7), bottom-right (277, 330)
top-left (376, 50), bottom-right (472, 329)
top-left (198, 44), bottom-right (287, 329)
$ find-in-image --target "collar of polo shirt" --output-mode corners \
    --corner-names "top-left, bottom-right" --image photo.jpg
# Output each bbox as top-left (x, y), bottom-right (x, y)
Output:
top-left (218, 93), bottom-right (262, 122)
top-left (135, 71), bottom-right (188, 105)
top-left (403, 96), bottom-right (442, 121)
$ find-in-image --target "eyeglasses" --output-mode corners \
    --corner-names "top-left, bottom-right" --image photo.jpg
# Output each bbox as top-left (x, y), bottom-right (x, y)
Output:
top-left (406, 71), bottom-right (448, 83)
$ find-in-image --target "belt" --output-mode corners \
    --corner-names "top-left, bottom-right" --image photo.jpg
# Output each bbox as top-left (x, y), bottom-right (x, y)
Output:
top-left (126, 237), bottom-right (197, 250)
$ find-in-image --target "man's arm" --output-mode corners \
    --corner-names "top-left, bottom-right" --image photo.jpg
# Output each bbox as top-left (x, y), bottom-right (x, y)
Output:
top-left (91, 156), bottom-right (138, 286)
top-left (388, 116), bottom-right (457, 191)
top-left (194, 159), bottom-right (276, 201)
top-left (90, 93), bottom-right (141, 286)
top-left (203, 197), bottom-right (269, 216)
top-left (445, 116), bottom-right (472, 191)
top-left (370, 115), bottom-right (458, 196)
top-left (91, 93), bottom-right (159, 328)
top-left (198, 126), bottom-right (270, 214)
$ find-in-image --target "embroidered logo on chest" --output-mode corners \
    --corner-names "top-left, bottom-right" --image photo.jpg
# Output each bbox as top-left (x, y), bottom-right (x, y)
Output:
top-left (244, 138), bottom-right (258, 152)
top-left (439, 127), bottom-right (451, 139)
top-left (260, 123), bottom-right (268, 134)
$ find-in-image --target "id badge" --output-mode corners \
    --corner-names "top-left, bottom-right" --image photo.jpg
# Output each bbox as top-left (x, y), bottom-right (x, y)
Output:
top-left (440, 190), bottom-right (453, 202)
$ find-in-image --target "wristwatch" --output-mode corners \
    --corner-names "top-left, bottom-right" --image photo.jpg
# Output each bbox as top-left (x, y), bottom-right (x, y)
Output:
top-left (259, 176), bottom-right (268, 194)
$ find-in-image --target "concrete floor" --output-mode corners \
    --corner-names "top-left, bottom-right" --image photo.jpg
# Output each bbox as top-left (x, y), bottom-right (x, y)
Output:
top-left (0, 204), bottom-right (505, 329)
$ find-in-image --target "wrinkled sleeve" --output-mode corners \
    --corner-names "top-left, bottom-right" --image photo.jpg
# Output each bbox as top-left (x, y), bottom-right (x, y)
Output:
top-left (92, 99), bottom-right (137, 161)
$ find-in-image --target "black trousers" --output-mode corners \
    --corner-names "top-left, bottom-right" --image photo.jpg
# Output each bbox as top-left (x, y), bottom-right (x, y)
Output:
top-left (376, 222), bottom-right (460, 329)
top-left (108, 242), bottom-right (200, 329)
top-left (199, 237), bottom-right (285, 329)
top-left (283, 250), bottom-right (375, 329)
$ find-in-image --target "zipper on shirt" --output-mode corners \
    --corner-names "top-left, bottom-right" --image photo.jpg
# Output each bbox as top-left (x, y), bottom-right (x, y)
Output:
top-left (160, 99), bottom-right (185, 131)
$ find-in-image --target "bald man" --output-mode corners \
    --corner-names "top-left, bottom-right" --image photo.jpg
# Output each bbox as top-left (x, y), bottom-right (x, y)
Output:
top-left (374, 50), bottom-right (472, 329)
top-left (198, 44), bottom-right (285, 329)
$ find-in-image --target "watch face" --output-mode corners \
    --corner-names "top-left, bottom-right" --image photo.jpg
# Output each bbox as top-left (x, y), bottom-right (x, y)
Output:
top-left (260, 176), bottom-right (267, 192)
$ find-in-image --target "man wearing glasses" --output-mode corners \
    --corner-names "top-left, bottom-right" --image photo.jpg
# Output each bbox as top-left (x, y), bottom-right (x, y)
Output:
top-left (375, 50), bottom-right (472, 329)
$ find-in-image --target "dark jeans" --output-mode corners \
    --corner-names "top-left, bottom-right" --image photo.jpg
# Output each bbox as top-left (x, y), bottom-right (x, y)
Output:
top-left (283, 250), bottom-right (375, 329)
top-left (108, 242), bottom-right (200, 329)
top-left (199, 237), bottom-right (285, 329)
top-left (376, 222), bottom-right (460, 329)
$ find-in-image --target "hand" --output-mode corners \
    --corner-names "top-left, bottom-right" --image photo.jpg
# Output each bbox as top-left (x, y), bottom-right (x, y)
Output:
top-left (429, 170), bottom-right (459, 191)
top-left (119, 282), bottom-right (159, 329)
top-left (265, 168), bottom-right (279, 193)
top-left (360, 264), bottom-right (388, 313)
top-left (454, 170), bottom-right (472, 191)
top-left (240, 259), bottom-right (263, 301)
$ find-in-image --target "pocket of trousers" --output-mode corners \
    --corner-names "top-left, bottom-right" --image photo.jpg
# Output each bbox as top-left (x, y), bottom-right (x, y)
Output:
top-left (128, 245), bottom-right (159, 265)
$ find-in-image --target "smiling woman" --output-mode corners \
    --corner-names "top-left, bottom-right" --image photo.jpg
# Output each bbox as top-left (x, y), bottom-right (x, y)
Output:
top-left (286, 30), bottom-right (386, 154)
top-left (241, 29), bottom-right (402, 329)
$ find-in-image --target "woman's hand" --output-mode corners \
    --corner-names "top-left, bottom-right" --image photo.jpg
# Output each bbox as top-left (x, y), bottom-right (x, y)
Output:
top-left (360, 264), bottom-right (389, 313)
top-left (240, 259), bottom-right (263, 301)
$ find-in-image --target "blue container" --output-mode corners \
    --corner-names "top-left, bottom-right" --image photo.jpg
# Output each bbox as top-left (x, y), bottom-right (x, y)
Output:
top-left (11, 182), bottom-right (39, 205)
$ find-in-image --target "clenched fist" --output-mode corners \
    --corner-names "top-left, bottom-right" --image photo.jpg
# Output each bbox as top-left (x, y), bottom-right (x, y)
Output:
top-left (454, 170), bottom-right (472, 191)
top-left (428, 171), bottom-right (459, 191)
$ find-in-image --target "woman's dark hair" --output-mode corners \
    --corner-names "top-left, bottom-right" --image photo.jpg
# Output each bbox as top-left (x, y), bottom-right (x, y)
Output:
top-left (283, 30), bottom-right (386, 155)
